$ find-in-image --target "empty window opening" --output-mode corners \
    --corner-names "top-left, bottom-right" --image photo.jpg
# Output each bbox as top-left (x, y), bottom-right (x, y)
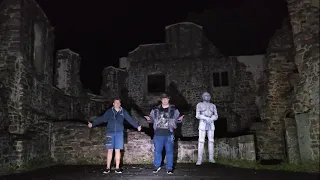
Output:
top-left (212, 71), bottom-right (229, 87)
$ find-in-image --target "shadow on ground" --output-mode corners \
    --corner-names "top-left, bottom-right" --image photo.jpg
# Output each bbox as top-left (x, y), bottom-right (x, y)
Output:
top-left (1, 163), bottom-right (319, 180)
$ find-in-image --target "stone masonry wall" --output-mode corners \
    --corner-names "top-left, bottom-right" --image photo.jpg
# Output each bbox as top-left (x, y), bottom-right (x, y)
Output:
top-left (125, 22), bottom-right (260, 137)
top-left (55, 49), bottom-right (83, 97)
top-left (253, 19), bottom-right (296, 161)
top-left (284, 114), bottom-right (301, 164)
top-left (0, 0), bottom-right (29, 170)
top-left (0, 0), bottom-right (107, 173)
top-left (52, 123), bottom-right (256, 164)
top-left (287, 0), bottom-right (320, 162)
top-left (100, 66), bottom-right (128, 101)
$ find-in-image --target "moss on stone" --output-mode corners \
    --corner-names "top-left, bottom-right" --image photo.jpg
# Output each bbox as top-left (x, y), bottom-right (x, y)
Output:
top-left (0, 156), bottom-right (55, 175)
top-left (215, 157), bottom-right (320, 173)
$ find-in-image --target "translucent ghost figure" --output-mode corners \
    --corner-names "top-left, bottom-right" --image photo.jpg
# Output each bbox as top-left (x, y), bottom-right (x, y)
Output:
top-left (195, 92), bottom-right (218, 165)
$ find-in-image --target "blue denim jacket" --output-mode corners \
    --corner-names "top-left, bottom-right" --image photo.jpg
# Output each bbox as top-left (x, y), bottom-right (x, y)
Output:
top-left (92, 107), bottom-right (138, 133)
top-left (148, 104), bottom-right (182, 133)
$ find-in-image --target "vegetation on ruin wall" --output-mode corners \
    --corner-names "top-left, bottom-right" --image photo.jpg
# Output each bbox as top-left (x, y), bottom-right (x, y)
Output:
top-left (216, 157), bottom-right (320, 173)
top-left (0, 156), bottom-right (55, 176)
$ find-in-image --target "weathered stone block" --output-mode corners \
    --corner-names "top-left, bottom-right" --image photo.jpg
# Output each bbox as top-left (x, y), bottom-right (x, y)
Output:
top-left (54, 49), bottom-right (82, 97)
top-left (238, 135), bottom-right (256, 161)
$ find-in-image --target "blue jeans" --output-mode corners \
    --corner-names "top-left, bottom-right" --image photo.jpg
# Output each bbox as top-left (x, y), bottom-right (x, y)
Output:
top-left (104, 132), bottom-right (124, 150)
top-left (153, 135), bottom-right (175, 170)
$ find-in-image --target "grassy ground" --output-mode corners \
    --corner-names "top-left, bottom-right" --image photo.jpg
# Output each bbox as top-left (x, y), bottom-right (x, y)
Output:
top-left (215, 157), bottom-right (320, 173)
top-left (0, 157), bottom-right (55, 176)
top-left (1, 157), bottom-right (319, 175)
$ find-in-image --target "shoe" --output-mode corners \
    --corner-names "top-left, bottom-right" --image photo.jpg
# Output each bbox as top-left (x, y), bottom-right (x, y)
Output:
top-left (167, 169), bottom-right (173, 174)
top-left (115, 168), bottom-right (123, 174)
top-left (196, 161), bottom-right (202, 165)
top-left (103, 168), bottom-right (110, 174)
top-left (209, 159), bottom-right (216, 163)
top-left (153, 166), bottom-right (161, 173)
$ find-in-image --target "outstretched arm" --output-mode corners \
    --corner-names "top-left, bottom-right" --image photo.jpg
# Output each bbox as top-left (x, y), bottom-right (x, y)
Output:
top-left (91, 111), bottom-right (108, 127)
top-left (208, 104), bottom-right (218, 121)
top-left (124, 110), bottom-right (139, 128)
top-left (195, 103), bottom-right (210, 120)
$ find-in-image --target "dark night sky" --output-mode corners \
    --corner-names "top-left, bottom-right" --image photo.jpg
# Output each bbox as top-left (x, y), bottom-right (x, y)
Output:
top-left (36, 0), bottom-right (288, 94)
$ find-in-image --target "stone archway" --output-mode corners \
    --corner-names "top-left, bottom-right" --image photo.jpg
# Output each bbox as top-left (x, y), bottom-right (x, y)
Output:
top-left (283, 110), bottom-right (301, 164)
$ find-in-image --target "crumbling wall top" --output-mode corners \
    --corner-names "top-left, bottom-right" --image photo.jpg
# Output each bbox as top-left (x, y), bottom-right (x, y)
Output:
top-left (103, 66), bottom-right (127, 72)
top-left (128, 43), bottom-right (166, 55)
top-left (165, 22), bottom-right (203, 30)
top-left (0, 0), bottom-right (48, 19)
top-left (57, 48), bottom-right (80, 56)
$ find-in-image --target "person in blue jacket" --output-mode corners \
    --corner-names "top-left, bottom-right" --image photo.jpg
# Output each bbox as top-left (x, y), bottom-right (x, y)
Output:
top-left (88, 98), bottom-right (141, 174)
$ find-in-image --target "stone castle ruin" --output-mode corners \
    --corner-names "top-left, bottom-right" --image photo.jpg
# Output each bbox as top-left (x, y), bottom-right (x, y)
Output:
top-left (0, 0), bottom-right (319, 173)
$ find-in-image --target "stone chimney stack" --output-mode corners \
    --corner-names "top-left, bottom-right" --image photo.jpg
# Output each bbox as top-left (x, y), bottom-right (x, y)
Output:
top-left (119, 57), bottom-right (130, 70)
top-left (54, 49), bottom-right (82, 96)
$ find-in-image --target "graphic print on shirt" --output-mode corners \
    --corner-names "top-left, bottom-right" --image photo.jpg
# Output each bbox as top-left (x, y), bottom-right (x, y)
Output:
top-left (156, 110), bottom-right (169, 129)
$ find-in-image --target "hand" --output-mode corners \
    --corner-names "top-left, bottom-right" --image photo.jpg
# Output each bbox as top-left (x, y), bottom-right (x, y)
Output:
top-left (137, 126), bottom-right (142, 131)
top-left (206, 119), bottom-right (213, 124)
top-left (178, 115), bottom-right (184, 121)
top-left (88, 122), bottom-right (92, 128)
top-left (144, 116), bottom-right (151, 121)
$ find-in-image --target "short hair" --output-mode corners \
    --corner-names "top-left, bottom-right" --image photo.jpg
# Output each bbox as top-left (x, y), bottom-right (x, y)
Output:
top-left (113, 98), bottom-right (121, 102)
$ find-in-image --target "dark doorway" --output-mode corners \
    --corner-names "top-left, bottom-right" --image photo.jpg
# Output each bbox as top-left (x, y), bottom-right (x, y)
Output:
top-left (214, 117), bottom-right (228, 138)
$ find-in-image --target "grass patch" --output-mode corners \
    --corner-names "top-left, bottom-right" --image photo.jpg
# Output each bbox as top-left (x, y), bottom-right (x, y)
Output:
top-left (0, 156), bottom-right (56, 176)
top-left (215, 157), bottom-right (319, 173)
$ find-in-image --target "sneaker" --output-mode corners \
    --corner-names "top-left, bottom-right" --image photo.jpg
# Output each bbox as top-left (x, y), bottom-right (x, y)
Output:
top-left (103, 168), bottom-right (110, 174)
top-left (153, 166), bottom-right (161, 173)
top-left (167, 169), bottom-right (173, 174)
top-left (115, 168), bottom-right (123, 174)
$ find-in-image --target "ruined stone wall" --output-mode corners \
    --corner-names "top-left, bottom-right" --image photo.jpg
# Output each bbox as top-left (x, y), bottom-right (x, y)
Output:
top-left (0, 0), bottom-right (108, 173)
top-left (52, 124), bottom-right (256, 164)
top-left (284, 114), bottom-right (301, 164)
top-left (225, 56), bottom-right (263, 131)
top-left (0, 0), bottom-right (28, 169)
top-left (54, 49), bottom-right (83, 97)
top-left (253, 19), bottom-right (296, 161)
top-left (165, 22), bottom-right (204, 58)
top-left (287, 0), bottom-right (319, 162)
top-left (125, 23), bottom-right (260, 136)
top-left (100, 66), bottom-right (128, 101)
top-left (51, 122), bottom-right (106, 164)
top-left (127, 57), bottom-right (217, 137)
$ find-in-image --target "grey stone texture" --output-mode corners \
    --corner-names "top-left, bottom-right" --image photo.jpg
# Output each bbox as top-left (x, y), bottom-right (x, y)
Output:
top-left (100, 66), bottom-right (127, 99)
top-left (102, 22), bottom-right (262, 137)
top-left (287, 0), bottom-right (319, 163)
top-left (102, 11), bottom-right (319, 164)
top-left (249, 0), bottom-right (319, 163)
top-left (252, 18), bottom-right (296, 161)
top-left (51, 126), bottom-right (256, 165)
top-left (0, 0), bottom-right (319, 175)
top-left (0, 0), bottom-right (107, 174)
top-left (284, 115), bottom-right (301, 164)
top-left (54, 49), bottom-right (83, 97)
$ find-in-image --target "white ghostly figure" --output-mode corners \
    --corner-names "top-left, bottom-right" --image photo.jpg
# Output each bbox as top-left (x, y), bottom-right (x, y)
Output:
top-left (195, 92), bottom-right (218, 165)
